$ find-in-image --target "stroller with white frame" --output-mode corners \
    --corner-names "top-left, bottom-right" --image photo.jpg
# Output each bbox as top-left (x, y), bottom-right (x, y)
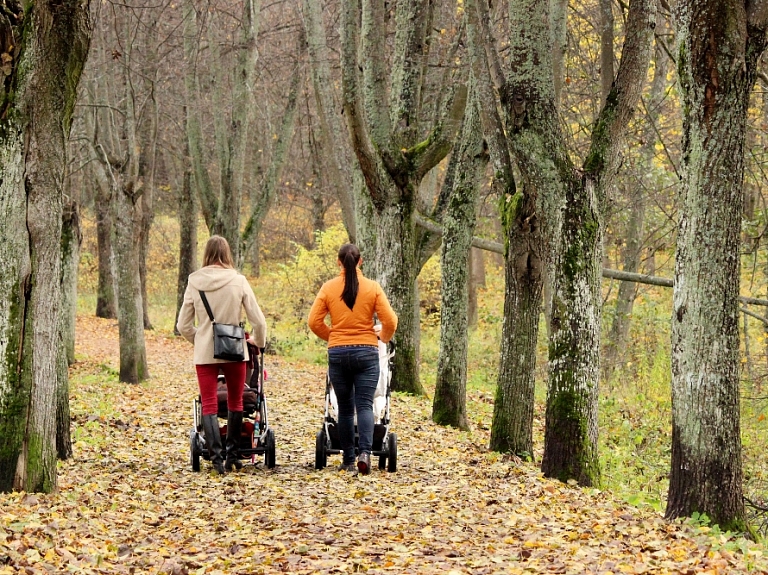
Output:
top-left (314, 336), bottom-right (397, 472)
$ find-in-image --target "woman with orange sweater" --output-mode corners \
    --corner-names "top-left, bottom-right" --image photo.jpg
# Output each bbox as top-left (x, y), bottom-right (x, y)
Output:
top-left (308, 244), bottom-right (397, 474)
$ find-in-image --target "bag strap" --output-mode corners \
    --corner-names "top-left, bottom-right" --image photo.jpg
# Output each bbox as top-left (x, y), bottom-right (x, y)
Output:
top-left (199, 290), bottom-right (216, 323)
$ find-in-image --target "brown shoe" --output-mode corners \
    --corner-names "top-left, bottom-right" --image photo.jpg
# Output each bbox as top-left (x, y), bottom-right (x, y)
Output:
top-left (357, 452), bottom-right (371, 475)
top-left (338, 462), bottom-right (356, 472)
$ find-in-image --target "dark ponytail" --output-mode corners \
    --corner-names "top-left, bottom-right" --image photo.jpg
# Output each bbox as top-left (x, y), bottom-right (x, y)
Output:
top-left (339, 243), bottom-right (361, 310)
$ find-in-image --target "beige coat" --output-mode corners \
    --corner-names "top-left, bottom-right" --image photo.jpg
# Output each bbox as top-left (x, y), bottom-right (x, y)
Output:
top-left (176, 266), bottom-right (267, 364)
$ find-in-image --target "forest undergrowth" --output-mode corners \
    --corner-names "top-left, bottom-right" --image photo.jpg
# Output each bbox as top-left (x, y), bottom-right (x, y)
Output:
top-left (2, 315), bottom-right (768, 574)
top-left (76, 218), bottom-right (768, 529)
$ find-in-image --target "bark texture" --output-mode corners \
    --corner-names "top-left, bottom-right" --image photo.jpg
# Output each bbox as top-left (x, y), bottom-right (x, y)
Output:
top-left (667, 0), bottom-right (768, 529)
top-left (0, 1), bottom-right (90, 493)
top-left (433, 92), bottom-right (487, 429)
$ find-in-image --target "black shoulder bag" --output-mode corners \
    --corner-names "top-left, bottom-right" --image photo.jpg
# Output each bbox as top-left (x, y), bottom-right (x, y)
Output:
top-left (199, 290), bottom-right (246, 362)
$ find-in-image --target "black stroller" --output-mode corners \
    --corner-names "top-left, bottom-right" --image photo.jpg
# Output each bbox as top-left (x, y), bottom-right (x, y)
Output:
top-left (190, 342), bottom-right (276, 470)
top-left (314, 340), bottom-right (397, 472)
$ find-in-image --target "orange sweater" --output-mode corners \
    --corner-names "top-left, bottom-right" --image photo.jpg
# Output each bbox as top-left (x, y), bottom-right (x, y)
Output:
top-left (308, 269), bottom-right (398, 347)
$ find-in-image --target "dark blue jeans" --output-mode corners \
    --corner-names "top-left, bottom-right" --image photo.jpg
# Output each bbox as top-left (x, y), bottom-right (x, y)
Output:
top-left (328, 345), bottom-right (380, 464)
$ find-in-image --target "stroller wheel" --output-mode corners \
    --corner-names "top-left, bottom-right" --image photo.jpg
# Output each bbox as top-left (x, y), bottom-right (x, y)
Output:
top-left (387, 432), bottom-right (397, 473)
top-left (190, 430), bottom-right (201, 472)
top-left (378, 455), bottom-right (387, 470)
top-left (315, 430), bottom-right (327, 470)
top-left (265, 429), bottom-right (276, 469)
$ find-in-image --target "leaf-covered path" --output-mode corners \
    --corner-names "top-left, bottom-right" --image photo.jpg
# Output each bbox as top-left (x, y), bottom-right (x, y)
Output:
top-left (2, 317), bottom-right (767, 574)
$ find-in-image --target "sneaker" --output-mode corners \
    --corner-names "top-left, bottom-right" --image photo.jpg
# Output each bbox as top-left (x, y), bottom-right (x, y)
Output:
top-left (357, 452), bottom-right (371, 475)
top-left (338, 462), bottom-right (357, 472)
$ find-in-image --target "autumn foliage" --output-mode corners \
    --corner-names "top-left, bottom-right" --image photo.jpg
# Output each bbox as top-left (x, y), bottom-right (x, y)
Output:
top-left (0, 315), bottom-right (766, 573)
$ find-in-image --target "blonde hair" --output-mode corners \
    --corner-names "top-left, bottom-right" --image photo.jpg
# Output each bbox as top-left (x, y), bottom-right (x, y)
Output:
top-left (203, 235), bottom-right (234, 268)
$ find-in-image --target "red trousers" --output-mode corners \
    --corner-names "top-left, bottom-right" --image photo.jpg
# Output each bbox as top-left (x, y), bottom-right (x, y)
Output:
top-left (196, 362), bottom-right (246, 415)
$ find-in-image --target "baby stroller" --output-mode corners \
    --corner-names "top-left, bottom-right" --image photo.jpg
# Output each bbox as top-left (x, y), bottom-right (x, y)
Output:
top-left (314, 338), bottom-right (397, 472)
top-left (189, 342), bottom-right (276, 470)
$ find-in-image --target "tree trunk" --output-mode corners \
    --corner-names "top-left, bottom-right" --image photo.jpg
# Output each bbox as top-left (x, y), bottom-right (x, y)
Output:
top-left (86, 6), bottom-right (150, 385)
top-left (56, 327), bottom-right (72, 462)
top-left (310, 186), bottom-right (327, 241)
top-left (541, 176), bottom-right (602, 485)
top-left (137, 17), bottom-right (158, 331)
top-left (138, 190), bottom-right (154, 330)
top-left (467, 247), bottom-right (485, 329)
top-left (490, 187), bottom-right (546, 457)
top-left (183, 0), bottom-right (216, 232)
top-left (95, 180), bottom-right (117, 319)
top-left (113, 181), bottom-right (149, 384)
top-left (666, 0), bottom-right (768, 529)
top-left (61, 200), bottom-right (81, 365)
top-left (56, 197), bottom-right (81, 460)
top-left (354, 174), bottom-right (377, 261)
top-left (175, 158), bottom-right (197, 335)
top-left (375, 195), bottom-right (425, 395)
top-left (0, 2), bottom-right (90, 493)
top-left (433, 95), bottom-right (486, 429)
top-left (466, 0), bottom-right (654, 481)
top-left (220, 0), bottom-right (261, 261)
top-left (550, 0), bottom-right (568, 105)
top-left (599, 0), bottom-right (615, 105)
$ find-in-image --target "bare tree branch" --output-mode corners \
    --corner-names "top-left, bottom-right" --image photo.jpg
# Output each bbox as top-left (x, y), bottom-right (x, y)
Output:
top-left (340, 0), bottom-right (385, 207)
top-left (584, 0), bottom-right (656, 180)
top-left (465, 0), bottom-right (514, 192)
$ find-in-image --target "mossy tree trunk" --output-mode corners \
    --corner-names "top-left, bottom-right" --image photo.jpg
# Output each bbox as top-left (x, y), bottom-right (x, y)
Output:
top-left (467, 0), bottom-right (655, 483)
top-left (490, 182), bottom-right (546, 457)
top-left (666, 0), bottom-right (768, 529)
top-left (467, 0), bottom-right (542, 456)
top-left (541, 176), bottom-right (603, 485)
top-left (340, 0), bottom-right (468, 395)
top-left (433, 91), bottom-right (487, 429)
top-left (0, 0), bottom-right (90, 493)
top-left (112, 178), bottom-right (149, 384)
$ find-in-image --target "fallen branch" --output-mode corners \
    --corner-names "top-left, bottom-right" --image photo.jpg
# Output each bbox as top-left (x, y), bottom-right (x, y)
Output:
top-left (415, 215), bottom-right (768, 308)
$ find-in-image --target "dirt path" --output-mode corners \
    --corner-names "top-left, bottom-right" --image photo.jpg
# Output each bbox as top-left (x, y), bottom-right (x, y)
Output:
top-left (0, 316), bottom-right (765, 574)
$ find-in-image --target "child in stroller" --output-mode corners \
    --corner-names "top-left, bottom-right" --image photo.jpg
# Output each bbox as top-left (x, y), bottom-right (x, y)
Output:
top-left (190, 342), bottom-right (275, 470)
top-left (314, 335), bottom-right (397, 472)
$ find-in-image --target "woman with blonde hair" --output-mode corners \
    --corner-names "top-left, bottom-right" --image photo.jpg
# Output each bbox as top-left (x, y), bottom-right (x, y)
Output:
top-left (308, 243), bottom-right (397, 474)
top-left (177, 235), bottom-right (267, 474)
